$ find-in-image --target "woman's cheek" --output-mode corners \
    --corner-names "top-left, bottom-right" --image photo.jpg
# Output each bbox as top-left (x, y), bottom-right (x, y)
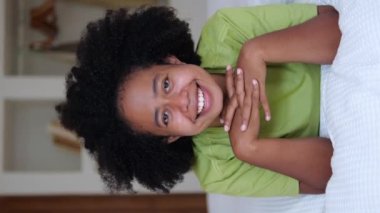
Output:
top-left (172, 119), bottom-right (198, 136)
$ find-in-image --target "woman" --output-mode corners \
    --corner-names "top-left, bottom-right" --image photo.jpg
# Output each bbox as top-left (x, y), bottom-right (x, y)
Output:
top-left (56, 4), bottom-right (340, 197)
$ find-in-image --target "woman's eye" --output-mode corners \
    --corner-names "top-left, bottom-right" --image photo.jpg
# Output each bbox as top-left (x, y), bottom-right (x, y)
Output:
top-left (162, 111), bottom-right (169, 126)
top-left (163, 77), bottom-right (170, 92)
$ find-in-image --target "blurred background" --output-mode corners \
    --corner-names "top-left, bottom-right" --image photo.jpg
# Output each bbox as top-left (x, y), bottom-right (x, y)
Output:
top-left (0, 0), bottom-right (208, 212)
top-left (0, 0), bottom-right (316, 212)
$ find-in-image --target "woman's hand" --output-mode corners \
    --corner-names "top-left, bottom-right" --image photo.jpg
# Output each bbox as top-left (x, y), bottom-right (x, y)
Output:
top-left (226, 74), bottom-right (333, 191)
top-left (222, 66), bottom-right (261, 158)
top-left (234, 7), bottom-right (340, 123)
top-left (221, 41), bottom-right (271, 133)
top-left (221, 65), bottom-right (254, 132)
top-left (226, 71), bottom-right (332, 190)
top-left (237, 40), bottom-right (271, 122)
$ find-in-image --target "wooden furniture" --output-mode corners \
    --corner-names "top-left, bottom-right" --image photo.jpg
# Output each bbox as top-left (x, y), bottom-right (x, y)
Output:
top-left (0, 194), bottom-right (208, 213)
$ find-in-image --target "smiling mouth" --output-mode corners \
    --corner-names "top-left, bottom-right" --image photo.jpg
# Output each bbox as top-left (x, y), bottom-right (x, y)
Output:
top-left (196, 84), bottom-right (205, 117)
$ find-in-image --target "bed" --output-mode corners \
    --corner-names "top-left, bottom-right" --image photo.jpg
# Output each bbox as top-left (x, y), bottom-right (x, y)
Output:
top-left (206, 0), bottom-right (380, 212)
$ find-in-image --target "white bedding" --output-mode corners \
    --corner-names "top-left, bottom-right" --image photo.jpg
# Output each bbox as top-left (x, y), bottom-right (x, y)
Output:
top-left (320, 0), bottom-right (380, 211)
top-left (207, 0), bottom-right (380, 212)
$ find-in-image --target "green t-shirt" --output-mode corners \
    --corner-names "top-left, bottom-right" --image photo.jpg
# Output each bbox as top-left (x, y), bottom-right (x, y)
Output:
top-left (192, 4), bottom-right (321, 197)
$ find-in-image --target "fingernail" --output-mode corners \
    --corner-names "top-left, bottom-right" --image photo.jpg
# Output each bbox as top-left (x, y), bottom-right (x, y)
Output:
top-left (240, 124), bottom-right (247, 131)
top-left (237, 68), bottom-right (242, 75)
top-left (265, 115), bottom-right (271, 121)
top-left (224, 125), bottom-right (230, 132)
top-left (252, 79), bottom-right (258, 86)
top-left (220, 118), bottom-right (224, 124)
top-left (226, 65), bottom-right (232, 71)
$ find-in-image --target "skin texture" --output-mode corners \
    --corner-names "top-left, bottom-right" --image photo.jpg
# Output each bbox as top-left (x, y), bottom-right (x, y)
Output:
top-left (56, 7), bottom-right (201, 193)
top-left (119, 5), bottom-right (340, 194)
top-left (229, 5), bottom-right (341, 130)
top-left (119, 62), bottom-right (224, 143)
top-left (225, 5), bottom-right (340, 193)
top-left (215, 63), bottom-right (333, 194)
top-left (58, 5), bottom-right (340, 195)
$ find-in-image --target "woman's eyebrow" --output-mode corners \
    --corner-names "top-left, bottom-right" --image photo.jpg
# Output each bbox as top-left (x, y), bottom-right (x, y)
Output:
top-left (153, 73), bottom-right (161, 127)
top-left (152, 73), bottom-right (160, 97)
top-left (154, 108), bottom-right (161, 128)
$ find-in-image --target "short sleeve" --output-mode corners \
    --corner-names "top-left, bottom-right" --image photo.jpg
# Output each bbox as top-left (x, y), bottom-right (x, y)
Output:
top-left (197, 4), bottom-right (318, 69)
top-left (192, 128), bottom-right (299, 197)
top-left (192, 4), bottom-right (319, 197)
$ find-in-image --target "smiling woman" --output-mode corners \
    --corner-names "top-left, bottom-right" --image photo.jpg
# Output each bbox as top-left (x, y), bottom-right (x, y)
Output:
top-left (56, 7), bottom-right (200, 193)
top-left (56, 4), bottom-right (338, 197)
top-left (118, 62), bottom-right (224, 140)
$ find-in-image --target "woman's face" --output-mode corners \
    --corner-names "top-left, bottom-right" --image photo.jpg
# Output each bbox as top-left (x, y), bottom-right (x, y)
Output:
top-left (119, 63), bottom-right (223, 143)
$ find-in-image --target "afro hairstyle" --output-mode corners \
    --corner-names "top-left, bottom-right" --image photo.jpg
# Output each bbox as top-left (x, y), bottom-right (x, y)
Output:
top-left (56, 6), bottom-right (201, 193)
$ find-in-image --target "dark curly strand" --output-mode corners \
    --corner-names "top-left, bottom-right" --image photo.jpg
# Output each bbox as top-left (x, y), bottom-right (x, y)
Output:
top-left (56, 6), bottom-right (201, 193)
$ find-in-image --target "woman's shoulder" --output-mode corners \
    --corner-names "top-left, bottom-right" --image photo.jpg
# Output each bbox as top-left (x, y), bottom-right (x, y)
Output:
top-left (192, 127), bottom-right (299, 197)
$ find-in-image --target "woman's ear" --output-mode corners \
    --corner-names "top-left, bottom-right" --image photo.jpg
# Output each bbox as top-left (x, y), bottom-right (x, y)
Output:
top-left (167, 135), bottom-right (181, 144)
top-left (165, 55), bottom-right (185, 65)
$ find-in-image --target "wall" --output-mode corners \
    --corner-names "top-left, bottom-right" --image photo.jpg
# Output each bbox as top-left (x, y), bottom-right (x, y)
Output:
top-left (0, 0), bottom-right (207, 195)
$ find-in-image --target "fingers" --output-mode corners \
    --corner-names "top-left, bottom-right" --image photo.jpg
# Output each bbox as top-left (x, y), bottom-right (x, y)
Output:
top-left (223, 66), bottom-right (252, 132)
top-left (248, 79), bottom-right (261, 134)
top-left (225, 65), bottom-right (234, 98)
top-left (240, 82), bottom-right (252, 131)
top-left (223, 66), bottom-right (263, 132)
top-left (235, 68), bottom-right (253, 131)
top-left (259, 85), bottom-right (271, 121)
top-left (223, 65), bottom-right (244, 131)
top-left (221, 65), bottom-right (235, 125)
top-left (223, 97), bottom-right (238, 132)
top-left (235, 68), bottom-right (245, 108)
top-left (252, 79), bottom-right (260, 108)
top-left (221, 65), bottom-right (236, 128)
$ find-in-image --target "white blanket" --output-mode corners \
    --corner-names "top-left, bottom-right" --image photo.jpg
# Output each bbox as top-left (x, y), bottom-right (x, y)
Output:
top-left (320, 0), bottom-right (380, 212)
top-left (207, 0), bottom-right (380, 212)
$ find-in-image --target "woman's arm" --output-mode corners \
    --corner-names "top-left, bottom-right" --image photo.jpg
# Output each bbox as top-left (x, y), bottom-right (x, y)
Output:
top-left (228, 76), bottom-right (332, 193)
top-left (225, 5), bottom-right (338, 193)
top-left (232, 6), bottom-right (341, 124)
top-left (229, 107), bottom-right (333, 192)
top-left (233, 136), bottom-right (333, 193)
top-left (240, 5), bottom-right (340, 65)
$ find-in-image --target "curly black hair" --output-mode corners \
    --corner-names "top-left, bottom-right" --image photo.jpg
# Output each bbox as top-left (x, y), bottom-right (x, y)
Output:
top-left (56, 6), bottom-right (201, 193)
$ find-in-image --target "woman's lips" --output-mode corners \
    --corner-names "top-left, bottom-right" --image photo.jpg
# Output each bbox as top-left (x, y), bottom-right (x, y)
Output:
top-left (198, 84), bottom-right (211, 117)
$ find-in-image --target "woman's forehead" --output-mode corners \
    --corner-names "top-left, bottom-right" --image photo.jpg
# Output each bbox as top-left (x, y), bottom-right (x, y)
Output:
top-left (119, 73), bottom-right (158, 133)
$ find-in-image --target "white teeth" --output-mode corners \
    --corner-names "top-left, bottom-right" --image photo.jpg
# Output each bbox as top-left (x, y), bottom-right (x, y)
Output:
top-left (197, 87), bottom-right (205, 115)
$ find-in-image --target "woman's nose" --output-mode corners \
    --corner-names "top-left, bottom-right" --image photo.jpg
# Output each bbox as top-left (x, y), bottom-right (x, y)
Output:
top-left (168, 89), bottom-right (189, 112)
